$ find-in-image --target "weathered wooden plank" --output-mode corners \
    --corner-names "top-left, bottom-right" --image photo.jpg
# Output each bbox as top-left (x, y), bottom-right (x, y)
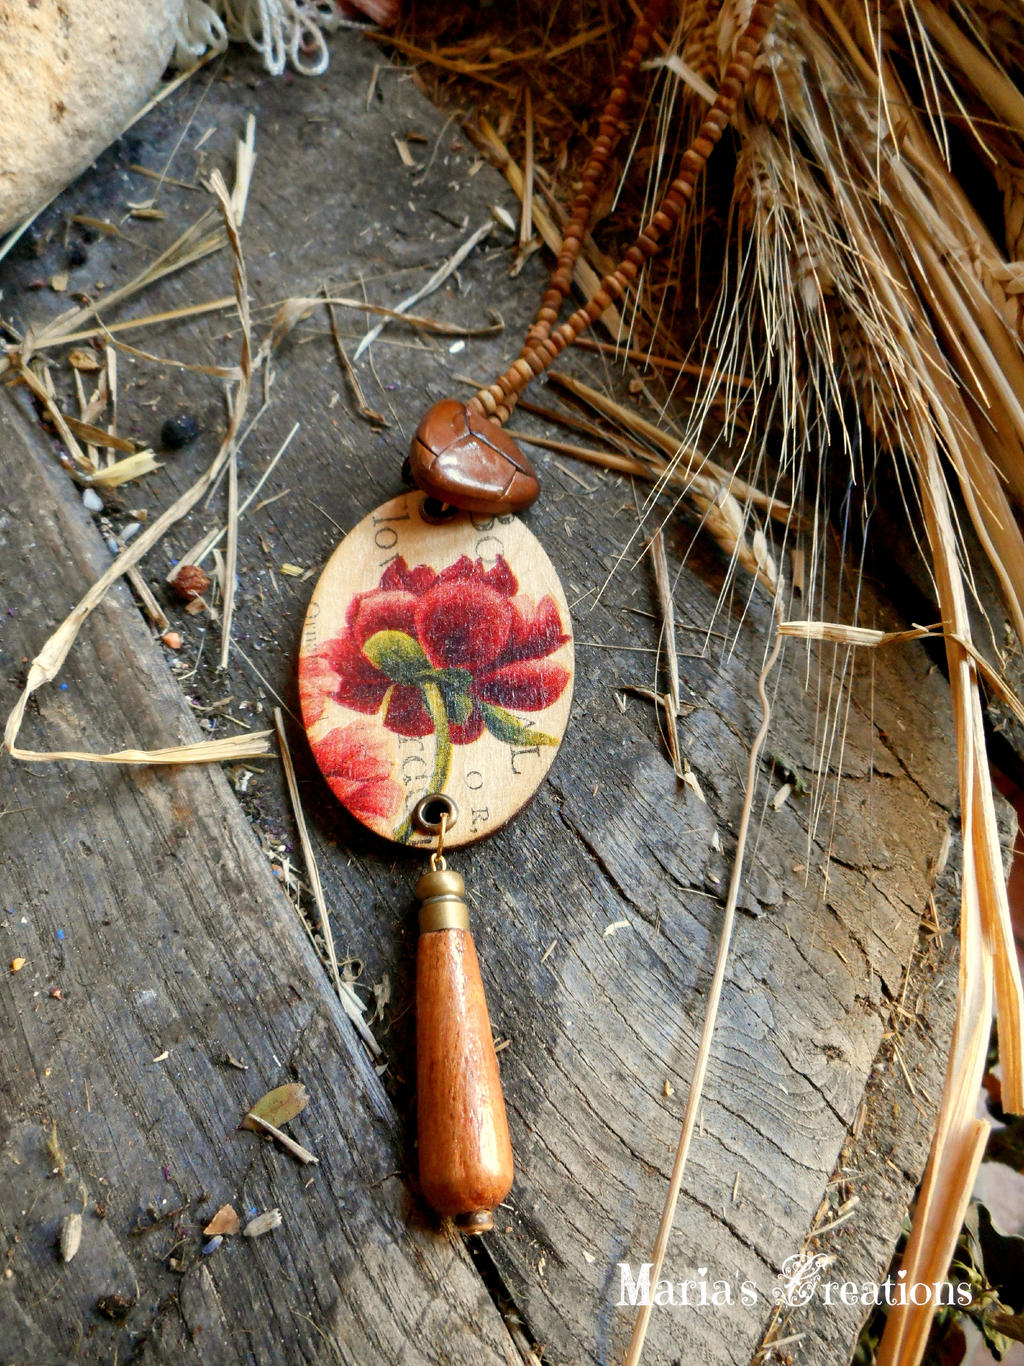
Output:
top-left (0, 29), bottom-right (966, 1365)
top-left (0, 391), bottom-right (519, 1365)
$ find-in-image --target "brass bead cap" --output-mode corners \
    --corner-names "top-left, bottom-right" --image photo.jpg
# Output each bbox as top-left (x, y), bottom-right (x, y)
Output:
top-left (456, 1210), bottom-right (495, 1234)
top-left (415, 868), bottom-right (465, 901)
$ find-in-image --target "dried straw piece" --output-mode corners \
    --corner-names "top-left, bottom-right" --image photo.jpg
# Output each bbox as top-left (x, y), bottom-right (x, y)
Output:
top-left (352, 220), bottom-right (494, 360)
top-left (16, 364), bottom-right (93, 473)
top-left (324, 292), bottom-right (386, 427)
top-left (4, 146), bottom-right (269, 770)
top-left (22, 212), bottom-right (228, 364)
top-left (41, 299), bottom-right (236, 352)
top-left (546, 370), bottom-right (789, 524)
top-left (81, 453), bottom-right (160, 489)
top-left (244, 1110), bottom-right (318, 1166)
top-left (175, 424), bottom-right (299, 571)
top-left (625, 595), bottom-right (785, 1366)
top-left (62, 418), bottom-right (136, 454)
top-left (273, 709), bottom-right (382, 1060)
top-left (473, 117), bottom-right (624, 340)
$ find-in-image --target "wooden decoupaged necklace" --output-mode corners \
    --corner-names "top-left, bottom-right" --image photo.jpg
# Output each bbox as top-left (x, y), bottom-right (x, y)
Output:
top-left (298, 0), bottom-right (773, 1233)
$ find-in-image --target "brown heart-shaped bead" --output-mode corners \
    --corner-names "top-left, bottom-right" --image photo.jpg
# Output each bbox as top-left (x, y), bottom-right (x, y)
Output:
top-left (408, 399), bottom-right (540, 515)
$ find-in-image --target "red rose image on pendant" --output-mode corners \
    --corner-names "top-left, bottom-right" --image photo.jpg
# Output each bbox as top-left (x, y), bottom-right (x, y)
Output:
top-left (299, 493), bottom-right (573, 846)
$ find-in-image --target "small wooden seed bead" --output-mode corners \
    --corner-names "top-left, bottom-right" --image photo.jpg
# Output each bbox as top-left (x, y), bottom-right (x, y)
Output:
top-left (704, 107), bottom-right (730, 134)
top-left (503, 0), bottom-right (774, 406)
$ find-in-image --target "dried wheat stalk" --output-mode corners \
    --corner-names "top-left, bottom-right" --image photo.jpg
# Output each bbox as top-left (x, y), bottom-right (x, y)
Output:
top-left (624, 2), bottom-right (1024, 1363)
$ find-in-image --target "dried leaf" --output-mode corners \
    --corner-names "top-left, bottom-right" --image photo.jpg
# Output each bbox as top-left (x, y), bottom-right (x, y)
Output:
top-left (203, 1204), bottom-right (240, 1237)
top-left (68, 348), bottom-right (101, 372)
top-left (241, 1082), bottom-right (309, 1132)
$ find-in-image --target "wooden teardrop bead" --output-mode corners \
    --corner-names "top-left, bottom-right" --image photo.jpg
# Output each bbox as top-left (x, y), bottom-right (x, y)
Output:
top-left (416, 923), bottom-right (513, 1229)
top-left (409, 399), bottom-right (540, 515)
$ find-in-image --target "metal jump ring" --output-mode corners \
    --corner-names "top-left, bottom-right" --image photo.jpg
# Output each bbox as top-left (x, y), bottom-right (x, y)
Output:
top-left (412, 792), bottom-right (460, 835)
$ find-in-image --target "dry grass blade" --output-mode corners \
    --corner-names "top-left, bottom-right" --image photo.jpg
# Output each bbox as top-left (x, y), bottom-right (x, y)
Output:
top-left (573, 334), bottom-right (753, 386)
top-left (545, 370), bottom-right (790, 524)
top-left (263, 294), bottom-right (501, 360)
top-left (4, 142), bottom-right (261, 770)
top-left (878, 432), bottom-right (1015, 1366)
top-left (5, 735), bottom-right (270, 765)
top-left (325, 292), bottom-right (386, 427)
top-left (206, 168), bottom-right (252, 673)
top-left (22, 212), bottom-right (227, 362)
top-left (780, 620), bottom-right (939, 648)
top-left (273, 709), bottom-right (382, 1060)
top-left (175, 423), bottom-right (299, 570)
top-left (62, 418), bottom-right (137, 454)
top-left (474, 117), bottom-right (624, 339)
top-left (647, 530), bottom-right (685, 777)
top-left (625, 597), bottom-right (785, 1366)
top-left (97, 322), bottom-right (243, 380)
top-left (43, 298), bottom-right (236, 350)
top-left (244, 1110), bottom-right (318, 1165)
top-left (81, 452), bottom-right (160, 489)
top-left (15, 364), bottom-right (93, 472)
top-left (352, 220), bottom-right (494, 360)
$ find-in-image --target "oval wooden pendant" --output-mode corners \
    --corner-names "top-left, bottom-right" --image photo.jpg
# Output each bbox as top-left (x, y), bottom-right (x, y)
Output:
top-left (299, 491), bottom-right (574, 848)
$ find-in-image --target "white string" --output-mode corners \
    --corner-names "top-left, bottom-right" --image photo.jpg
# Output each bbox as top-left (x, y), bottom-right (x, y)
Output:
top-left (174, 0), bottom-right (380, 77)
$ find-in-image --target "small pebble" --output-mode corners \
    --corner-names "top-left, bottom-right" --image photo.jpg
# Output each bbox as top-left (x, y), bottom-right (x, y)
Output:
top-left (82, 488), bottom-right (103, 513)
top-left (201, 1235), bottom-right (223, 1256)
top-left (160, 413), bottom-right (200, 450)
top-left (122, 521), bottom-right (141, 541)
top-left (161, 631), bottom-right (182, 651)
